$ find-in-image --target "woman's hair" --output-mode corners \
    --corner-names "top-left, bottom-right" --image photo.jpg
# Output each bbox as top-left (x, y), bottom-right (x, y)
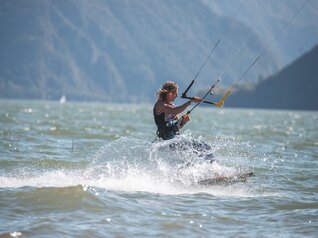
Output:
top-left (156, 81), bottom-right (178, 100)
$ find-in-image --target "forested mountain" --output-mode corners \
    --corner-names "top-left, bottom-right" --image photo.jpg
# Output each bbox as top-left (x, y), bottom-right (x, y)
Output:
top-left (0, 0), bottom-right (317, 103)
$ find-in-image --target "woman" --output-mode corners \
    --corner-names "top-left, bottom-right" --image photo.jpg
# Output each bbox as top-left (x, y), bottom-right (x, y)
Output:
top-left (153, 81), bottom-right (201, 140)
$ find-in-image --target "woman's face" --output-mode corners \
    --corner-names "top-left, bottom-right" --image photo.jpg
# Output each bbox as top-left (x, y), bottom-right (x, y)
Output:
top-left (166, 88), bottom-right (178, 102)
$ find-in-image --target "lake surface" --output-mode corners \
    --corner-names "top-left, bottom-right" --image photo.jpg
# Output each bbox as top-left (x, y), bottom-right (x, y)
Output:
top-left (0, 99), bottom-right (317, 237)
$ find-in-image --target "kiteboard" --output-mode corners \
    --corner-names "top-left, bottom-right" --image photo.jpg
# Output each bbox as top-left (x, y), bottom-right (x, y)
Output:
top-left (198, 172), bottom-right (255, 185)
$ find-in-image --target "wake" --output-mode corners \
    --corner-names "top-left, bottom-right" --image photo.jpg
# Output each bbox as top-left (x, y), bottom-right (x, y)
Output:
top-left (0, 132), bottom-right (262, 197)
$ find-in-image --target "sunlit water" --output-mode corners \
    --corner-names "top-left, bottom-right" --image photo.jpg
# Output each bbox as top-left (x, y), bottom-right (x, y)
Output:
top-left (0, 100), bottom-right (317, 237)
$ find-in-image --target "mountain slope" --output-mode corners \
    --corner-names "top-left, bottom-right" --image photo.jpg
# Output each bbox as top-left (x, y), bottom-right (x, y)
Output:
top-left (0, 0), bottom-right (316, 102)
top-left (226, 45), bottom-right (318, 110)
top-left (202, 0), bottom-right (318, 66)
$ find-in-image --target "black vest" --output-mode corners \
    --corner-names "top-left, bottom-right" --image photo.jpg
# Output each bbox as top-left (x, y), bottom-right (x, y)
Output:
top-left (153, 107), bottom-right (179, 140)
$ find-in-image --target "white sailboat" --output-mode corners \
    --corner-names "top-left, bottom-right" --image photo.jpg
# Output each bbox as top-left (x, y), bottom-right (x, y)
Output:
top-left (59, 95), bottom-right (66, 104)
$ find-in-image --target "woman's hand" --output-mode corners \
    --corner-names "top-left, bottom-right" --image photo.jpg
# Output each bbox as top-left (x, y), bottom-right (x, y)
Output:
top-left (192, 96), bottom-right (201, 103)
top-left (181, 114), bottom-right (190, 126)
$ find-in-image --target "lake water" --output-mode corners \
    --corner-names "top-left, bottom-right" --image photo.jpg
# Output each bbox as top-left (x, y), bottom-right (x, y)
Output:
top-left (0, 99), bottom-right (317, 237)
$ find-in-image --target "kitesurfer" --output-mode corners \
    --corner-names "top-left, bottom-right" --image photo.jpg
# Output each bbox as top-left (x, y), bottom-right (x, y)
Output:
top-left (153, 81), bottom-right (214, 162)
top-left (153, 81), bottom-right (201, 140)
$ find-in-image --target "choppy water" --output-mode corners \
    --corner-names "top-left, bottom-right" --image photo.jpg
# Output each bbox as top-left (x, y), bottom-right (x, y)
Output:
top-left (0, 99), bottom-right (317, 237)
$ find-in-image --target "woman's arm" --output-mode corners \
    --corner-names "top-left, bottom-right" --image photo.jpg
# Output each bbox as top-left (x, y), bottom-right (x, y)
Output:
top-left (155, 100), bottom-right (192, 116)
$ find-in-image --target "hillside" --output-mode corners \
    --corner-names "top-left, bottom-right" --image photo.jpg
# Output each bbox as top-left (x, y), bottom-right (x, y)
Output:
top-left (202, 0), bottom-right (318, 65)
top-left (225, 45), bottom-right (318, 111)
top-left (0, 0), bottom-right (317, 103)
